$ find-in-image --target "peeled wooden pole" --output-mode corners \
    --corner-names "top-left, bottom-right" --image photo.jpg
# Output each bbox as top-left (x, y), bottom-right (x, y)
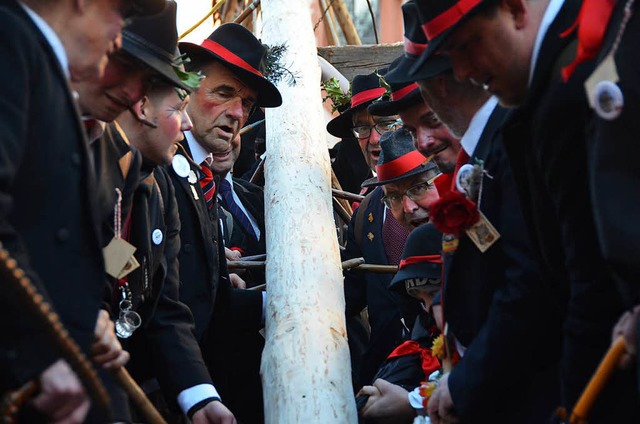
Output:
top-left (260, 0), bottom-right (357, 422)
top-left (331, 0), bottom-right (362, 45)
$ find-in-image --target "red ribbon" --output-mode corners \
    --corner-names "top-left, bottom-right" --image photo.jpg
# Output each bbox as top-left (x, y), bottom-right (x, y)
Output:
top-left (376, 150), bottom-right (427, 182)
top-left (404, 36), bottom-right (427, 56)
top-left (387, 340), bottom-right (441, 377)
top-left (351, 87), bottom-right (387, 108)
top-left (200, 39), bottom-right (263, 77)
top-left (561, 0), bottom-right (616, 81)
top-left (391, 83), bottom-right (419, 101)
top-left (422, 0), bottom-right (482, 40)
top-left (399, 254), bottom-right (443, 269)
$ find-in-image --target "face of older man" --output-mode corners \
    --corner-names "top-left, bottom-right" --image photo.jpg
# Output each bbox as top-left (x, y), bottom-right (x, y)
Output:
top-left (440, 0), bottom-right (537, 107)
top-left (188, 61), bottom-right (256, 172)
top-left (67, 0), bottom-right (129, 82)
top-left (351, 110), bottom-right (401, 172)
top-left (382, 171), bottom-right (440, 230)
top-left (399, 101), bottom-right (460, 174)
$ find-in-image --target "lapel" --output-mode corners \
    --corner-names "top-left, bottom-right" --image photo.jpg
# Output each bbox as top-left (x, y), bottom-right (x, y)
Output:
top-left (232, 178), bottom-right (265, 229)
top-left (361, 187), bottom-right (389, 266)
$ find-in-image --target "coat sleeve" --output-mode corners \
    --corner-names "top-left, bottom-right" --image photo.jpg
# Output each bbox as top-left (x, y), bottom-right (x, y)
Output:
top-left (139, 168), bottom-right (213, 402)
top-left (0, 9), bottom-right (61, 390)
top-left (343, 205), bottom-right (368, 317)
top-left (447, 148), bottom-right (564, 418)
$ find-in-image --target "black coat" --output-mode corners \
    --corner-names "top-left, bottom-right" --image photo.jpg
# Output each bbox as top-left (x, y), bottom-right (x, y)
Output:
top-left (94, 125), bottom-right (213, 406)
top-left (501, 0), bottom-right (635, 419)
top-left (0, 2), bottom-right (105, 390)
top-left (443, 105), bottom-right (561, 422)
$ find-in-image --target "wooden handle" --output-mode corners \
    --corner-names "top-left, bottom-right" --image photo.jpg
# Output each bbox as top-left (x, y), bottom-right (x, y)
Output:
top-left (570, 337), bottom-right (627, 423)
top-left (113, 368), bottom-right (167, 424)
top-left (0, 380), bottom-right (40, 424)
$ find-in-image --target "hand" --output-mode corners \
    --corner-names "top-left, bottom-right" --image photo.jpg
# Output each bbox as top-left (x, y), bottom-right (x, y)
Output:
top-left (427, 373), bottom-right (459, 424)
top-left (229, 273), bottom-right (246, 289)
top-left (359, 379), bottom-right (415, 423)
top-left (225, 247), bottom-right (242, 262)
top-left (612, 305), bottom-right (640, 368)
top-left (30, 359), bottom-right (91, 424)
top-left (92, 309), bottom-right (129, 370)
top-left (192, 400), bottom-right (237, 424)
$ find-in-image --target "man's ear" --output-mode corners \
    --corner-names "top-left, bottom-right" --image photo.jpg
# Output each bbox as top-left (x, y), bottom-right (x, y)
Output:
top-left (132, 96), bottom-right (150, 122)
top-left (503, 0), bottom-right (528, 30)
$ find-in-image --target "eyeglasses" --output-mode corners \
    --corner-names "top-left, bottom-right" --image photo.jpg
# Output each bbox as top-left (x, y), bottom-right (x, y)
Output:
top-left (351, 118), bottom-right (402, 139)
top-left (381, 181), bottom-right (435, 210)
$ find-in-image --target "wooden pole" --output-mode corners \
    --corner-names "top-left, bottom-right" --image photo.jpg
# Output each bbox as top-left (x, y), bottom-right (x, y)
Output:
top-left (260, 0), bottom-right (357, 421)
top-left (331, 0), bottom-right (361, 45)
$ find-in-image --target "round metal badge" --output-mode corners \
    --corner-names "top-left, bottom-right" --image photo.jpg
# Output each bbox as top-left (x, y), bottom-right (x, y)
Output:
top-left (172, 154), bottom-right (190, 178)
top-left (593, 80), bottom-right (624, 121)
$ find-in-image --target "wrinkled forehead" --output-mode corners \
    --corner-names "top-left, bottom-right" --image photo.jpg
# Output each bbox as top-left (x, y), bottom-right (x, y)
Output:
top-left (199, 61), bottom-right (257, 98)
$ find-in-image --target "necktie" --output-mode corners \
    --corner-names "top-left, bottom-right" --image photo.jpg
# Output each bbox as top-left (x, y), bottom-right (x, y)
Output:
top-left (218, 178), bottom-right (257, 240)
top-left (199, 161), bottom-right (216, 210)
top-left (382, 211), bottom-right (410, 265)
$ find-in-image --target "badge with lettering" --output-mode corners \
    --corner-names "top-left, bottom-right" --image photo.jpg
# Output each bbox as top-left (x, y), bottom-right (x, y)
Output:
top-left (465, 211), bottom-right (500, 253)
top-left (172, 154), bottom-right (190, 178)
top-left (187, 170), bottom-right (198, 184)
top-left (442, 233), bottom-right (459, 254)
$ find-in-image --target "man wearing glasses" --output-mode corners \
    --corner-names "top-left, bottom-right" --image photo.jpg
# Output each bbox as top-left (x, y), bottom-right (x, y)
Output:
top-left (342, 127), bottom-right (439, 389)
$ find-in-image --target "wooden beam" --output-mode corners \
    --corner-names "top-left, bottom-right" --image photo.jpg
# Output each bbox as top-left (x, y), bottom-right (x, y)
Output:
top-left (318, 43), bottom-right (404, 81)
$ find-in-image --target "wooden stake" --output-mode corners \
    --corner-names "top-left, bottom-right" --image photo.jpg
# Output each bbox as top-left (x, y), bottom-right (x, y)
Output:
top-left (331, 0), bottom-right (361, 45)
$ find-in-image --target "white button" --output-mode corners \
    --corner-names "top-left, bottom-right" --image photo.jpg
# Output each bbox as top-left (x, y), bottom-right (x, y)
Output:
top-left (593, 80), bottom-right (623, 121)
top-left (172, 154), bottom-right (190, 178)
top-left (152, 229), bottom-right (163, 245)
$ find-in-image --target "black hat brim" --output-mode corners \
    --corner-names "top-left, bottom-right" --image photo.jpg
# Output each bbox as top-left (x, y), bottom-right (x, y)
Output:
top-left (362, 162), bottom-right (439, 188)
top-left (389, 261), bottom-right (441, 292)
top-left (409, 2), bottom-right (486, 80)
top-left (326, 100), bottom-right (375, 138)
top-left (123, 33), bottom-right (190, 91)
top-left (179, 42), bottom-right (283, 108)
top-left (388, 53), bottom-right (452, 85)
top-left (367, 89), bottom-right (423, 116)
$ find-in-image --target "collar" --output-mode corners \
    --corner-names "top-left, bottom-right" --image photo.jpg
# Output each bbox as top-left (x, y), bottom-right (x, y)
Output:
top-left (224, 172), bottom-right (234, 188)
top-left (460, 96), bottom-right (499, 156)
top-left (20, 2), bottom-right (70, 79)
top-left (82, 117), bottom-right (106, 144)
top-left (529, 0), bottom-right (565, 86)
top-left (184, 130), bottom-right (212, 166)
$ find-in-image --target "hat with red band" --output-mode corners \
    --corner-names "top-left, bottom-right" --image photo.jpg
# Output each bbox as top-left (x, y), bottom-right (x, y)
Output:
top-left (368, 59), bottom-right (423, 116)
top-left (409, 0), bottom-right (489, 79)
top-left (179, 23), bottom-right (282, 107)
top-left (326, 70), bottom-right (388, 139)
top-left (389, 222), bottom-right (443, 292)
top-left (362, 128), bottom-right (439, 188)
top-left (385, 0), bottom-right (451, 85)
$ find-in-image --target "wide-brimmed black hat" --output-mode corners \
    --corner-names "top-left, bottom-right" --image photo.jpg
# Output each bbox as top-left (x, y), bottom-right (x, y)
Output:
top-left (389, 222), bottom-right (442, 292)
top-left (128, 0), bottom-right (166, 17)
top-left (410, 0), bottom-right (488, 78)
top-left (362, 128), bottom-right (439, 187)
top-left (179, 23), bottom-right (282, 107)
top-left (122, 1), bottom-right (190, 91)
top-left (386, 1), bottom-right (450, 85)
top-left (326, 70), bottom-right (387, 139)
top-left (368, 58), bottom-right (423, 117)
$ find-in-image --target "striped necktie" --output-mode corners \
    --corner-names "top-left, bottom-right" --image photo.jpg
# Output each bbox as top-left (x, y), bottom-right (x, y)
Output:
top-left (218, 178), bottom-right (257, 240)
top-left (199, 161), bottom-right (215, 210)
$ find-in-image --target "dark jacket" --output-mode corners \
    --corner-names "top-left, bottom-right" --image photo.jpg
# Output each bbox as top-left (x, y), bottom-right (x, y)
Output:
top-left (0, 2), bottom-right (105, 390)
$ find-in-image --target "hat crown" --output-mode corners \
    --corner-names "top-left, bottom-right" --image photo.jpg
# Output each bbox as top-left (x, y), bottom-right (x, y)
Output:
top-left (402, 1), bottom-right (428, 57)
top-left (385, 57), bottom-right (418, 93)
top-left (377, 128), bottom-right (420, 166)
top-left (206, 23), bottom-right (267, 76)
top-left (401, 222), bottom-right (442, 260)
top-left (123, 0), bottom-right (178, 63)
top-left (414, 0), bottom-right (484, 41)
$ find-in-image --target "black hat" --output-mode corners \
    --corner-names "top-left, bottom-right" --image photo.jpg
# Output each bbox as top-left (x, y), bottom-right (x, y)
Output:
top-left (410, 0), bottom-right (488, 78)
top-left (385, 1), bottom-right (451, 85)
top-left (362, 128), bottom-right (439, 187)
top-left (368, 57), bottom-right (423, 117)
top-left (122, 1), bottom-right (190, 91)
top-left (389, 222), bottom-right (442, 292)
top-left (326, 70), bottom-right (387, 139)
top-left (128, 0), bottom-right (166, 17)
top-left (179, 23), bottom-right (282, 107)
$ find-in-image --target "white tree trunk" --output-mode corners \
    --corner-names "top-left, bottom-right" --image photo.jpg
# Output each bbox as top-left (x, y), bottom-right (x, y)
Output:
top-left (260, 1), bottom-right (357, 423)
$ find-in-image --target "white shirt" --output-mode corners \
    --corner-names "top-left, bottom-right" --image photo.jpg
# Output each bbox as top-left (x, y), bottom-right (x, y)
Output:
top-left (20, 2), bottom-right (69, 79)
top-left (184, 130), bottom-right (213, 166)
top-left (460, 96), bottom-right (499, 157)
top-left (529, 0), bottom-right (566, 86)
top-left (219, 173), bottom-right (261, 240)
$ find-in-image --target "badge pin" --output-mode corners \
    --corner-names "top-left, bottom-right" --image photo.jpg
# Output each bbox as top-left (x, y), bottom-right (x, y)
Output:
top-left (368, 212), bottom-right (374, 222)
top-left (187, 170), bottom-right (198, 184)
top-left (152, 229), bottom-right (163, 245)
top-left (367, 232), bottom-right (374, 241)
top-left (593, 80), bottom-right (623, 121)
top-left (190, 185), bottom-right (200, 200)
top-left (172, 154), bottom-right (190, 178)
top-left (456, 164), bottom-right (475, 194)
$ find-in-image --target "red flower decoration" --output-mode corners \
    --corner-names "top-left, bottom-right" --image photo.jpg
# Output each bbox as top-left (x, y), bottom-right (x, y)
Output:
top-left (430, 190), bottom-right (479, 235)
